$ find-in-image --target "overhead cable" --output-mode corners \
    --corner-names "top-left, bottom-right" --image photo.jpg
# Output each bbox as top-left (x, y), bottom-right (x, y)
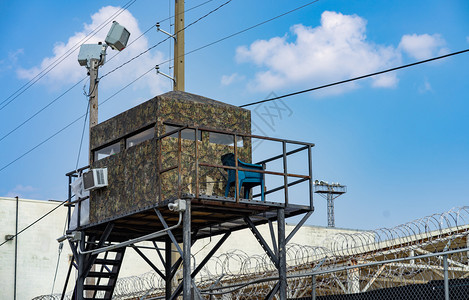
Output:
top-left (2, 48), bottom-right (467, 175)
top-left (0, 200), bottom-right (67, 248)
top-left (101, 0), bottom-right (233, 79)
top-left (0, 0), bottom-right (137, 112)
top-left (0, 0), bottom-right (224, 144)
top-left (239, 49), bottom-right (469, 108)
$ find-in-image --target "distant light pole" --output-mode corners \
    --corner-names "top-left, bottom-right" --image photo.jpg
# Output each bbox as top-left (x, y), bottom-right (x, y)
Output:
top-left (314, 181), bottom-right (347, 227)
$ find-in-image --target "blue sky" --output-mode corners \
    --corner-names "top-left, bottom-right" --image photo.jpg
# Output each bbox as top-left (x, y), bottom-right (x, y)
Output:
top-left (0, 0), bottom-right (468, 230)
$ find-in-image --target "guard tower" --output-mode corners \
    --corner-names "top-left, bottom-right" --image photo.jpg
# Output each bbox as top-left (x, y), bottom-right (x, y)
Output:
top-left (64, 91), bottom-right (315, 300)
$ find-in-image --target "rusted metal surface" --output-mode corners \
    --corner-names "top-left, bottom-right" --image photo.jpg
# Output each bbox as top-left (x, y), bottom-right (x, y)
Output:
top-left (74, 198), bottom-right (311, 243)
top-left (199, 162), bottom-right (310, 179)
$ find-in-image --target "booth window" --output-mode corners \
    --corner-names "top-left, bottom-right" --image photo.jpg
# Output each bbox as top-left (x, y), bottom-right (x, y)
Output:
top-left (126, 127), bottom-right (154, 148)
top-left (165, 124), bottom-right (201, 141)
top-left (209, 132), bottom-right (243, 147)
top-left (94, 142), bottom-right (120, 161)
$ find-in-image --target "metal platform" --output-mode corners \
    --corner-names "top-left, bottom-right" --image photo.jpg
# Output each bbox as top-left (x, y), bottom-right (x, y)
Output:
top-left (74, 194), bottom-right (312, 243)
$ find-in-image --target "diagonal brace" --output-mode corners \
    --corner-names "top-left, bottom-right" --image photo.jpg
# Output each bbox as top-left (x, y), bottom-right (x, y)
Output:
top-left (155, 208), bottom-right (184, 256)
top-left (131, 245), bottom-right (166, 280)
top-left (265, 282), bottom-right (280, 300)
top-left (244, 216), bottom-right (279, 268)
top-left (170, 232), bottom-right (231, 300)
top-left (286, 211), bottom-right (312, 244)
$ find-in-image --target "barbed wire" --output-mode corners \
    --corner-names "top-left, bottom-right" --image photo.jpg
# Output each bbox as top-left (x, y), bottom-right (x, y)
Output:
top-left (35, 206), bottom-right (469, 299)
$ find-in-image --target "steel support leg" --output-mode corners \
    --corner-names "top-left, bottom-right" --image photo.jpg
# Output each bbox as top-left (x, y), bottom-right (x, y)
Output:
top-left (278, 208), bottom-right (287, 300)
top-left (183, 201), bottom-right (192, 300)
top-left (444, 255), bottom-right (449, 300)
top-left (76, 235), bottom-right (85, 300)
top-left (311, 275), bottom-right (316, 300)
top-left (165, 237), bottom-right (172, 300)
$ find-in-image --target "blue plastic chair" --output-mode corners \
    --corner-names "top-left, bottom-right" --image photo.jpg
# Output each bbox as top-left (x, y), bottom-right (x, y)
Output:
top-left (221, 153), bottom-right (265, 202)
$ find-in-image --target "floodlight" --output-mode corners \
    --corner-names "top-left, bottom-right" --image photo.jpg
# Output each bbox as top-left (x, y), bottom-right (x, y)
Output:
top-left (105, 21), bottom-right (130, 51)
top-left (78, 43), bottom-right (107, 67)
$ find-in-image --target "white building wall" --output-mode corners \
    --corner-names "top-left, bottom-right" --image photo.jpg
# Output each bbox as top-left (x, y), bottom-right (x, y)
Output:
top-left (0, 197), bottom-right (73, 300)
top-left (0, 197), bottom-right (362, 298)
top-left (118, 223), bottom-right (363, 281)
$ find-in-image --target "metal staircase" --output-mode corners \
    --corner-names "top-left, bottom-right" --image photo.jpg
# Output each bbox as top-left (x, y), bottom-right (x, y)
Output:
top-left (72, 247), bottom-right (126, 300)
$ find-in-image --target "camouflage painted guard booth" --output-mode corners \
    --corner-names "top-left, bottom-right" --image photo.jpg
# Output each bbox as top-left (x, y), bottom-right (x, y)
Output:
top-left (64, 90), bottom-right (315, 300)
top-left (89, 91), bottom-right (251, 224)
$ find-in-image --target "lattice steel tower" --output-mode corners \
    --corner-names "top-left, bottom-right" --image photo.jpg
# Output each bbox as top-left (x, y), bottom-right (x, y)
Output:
top-left (314, 181), bottom-right (346, 227)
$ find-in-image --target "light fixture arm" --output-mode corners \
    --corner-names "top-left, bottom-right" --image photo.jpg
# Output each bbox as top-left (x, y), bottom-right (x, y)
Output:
top-left (155, 65), bottom-right (175, 84)
top-left (156, 23), bottom-right (176, 40)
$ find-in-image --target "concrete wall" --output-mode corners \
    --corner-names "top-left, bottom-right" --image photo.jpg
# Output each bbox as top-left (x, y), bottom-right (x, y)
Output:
top-left (118, 222), bottom-right (363, 281)
top-left (0, 197), bottom-right (362, 298)
top-left (0, 197), bottom-right (73, 299)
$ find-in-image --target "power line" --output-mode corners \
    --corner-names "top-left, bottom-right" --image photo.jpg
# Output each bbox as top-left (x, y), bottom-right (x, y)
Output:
top-left (3, 48), bottom-right (466, 175)
top-left (75, 99), bottom-right (90, 171)
top-left (0, 0), bottom-right (223, 145)
top-left (105, 0), bottom-right (218, 66)
top-left (0, 0), bottom-right (328, 173)
top-left (0, 78), bottom-right (87, 143)
top-left (239, 48), bottom-right (469, 108)
top-left (0, 199), bottom-right (67, 248)
top-left (101, 0), bottom-right (233, 79)
top-left (183, 0), bottom-right (320, 58)
top-left (0, 0), bottom-right (256, 251)
top-left (0, 114), bottom-right (85, 173)
top-left (0, 0), bottom-right (137, 112)
top-left (1, 3), bottom-right (466, 245)
top-left (104, 0), bottom-right (322, 81)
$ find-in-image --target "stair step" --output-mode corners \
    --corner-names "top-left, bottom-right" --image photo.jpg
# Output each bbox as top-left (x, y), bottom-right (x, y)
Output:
top-left (94, 259), bottom-right (121, 265)
top-left (84, 284), bottom-right (113, 291)
top-left (87, 271), bottom-right (118, 278)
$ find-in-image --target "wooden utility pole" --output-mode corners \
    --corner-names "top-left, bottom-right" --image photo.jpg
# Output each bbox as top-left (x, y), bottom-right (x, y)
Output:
top-left (88, 58), bottom-right (99, 164)
top-left (174, 0), bottom-right (185, 91)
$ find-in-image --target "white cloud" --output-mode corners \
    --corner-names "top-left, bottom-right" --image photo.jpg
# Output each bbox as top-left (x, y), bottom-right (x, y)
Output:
top-left (0, 49), bottom-right (23, 72)
top-left (466, 36), bottom-right (469, 43)
top-left (399, 33), bottom-right (447, 60)
top-left (236, 11), bottom-right (401, 93)
top-left (6, 184), bottom-right (39, 199)
top-left (221, 73), bottom-right (244, 85)
top-left (16, 6), bottom-right (168, 95)
top-left (418, 79), bottom-right (433, 94)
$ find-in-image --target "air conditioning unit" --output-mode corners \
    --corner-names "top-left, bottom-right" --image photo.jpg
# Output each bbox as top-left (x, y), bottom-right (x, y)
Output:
top-left (83, 168), bottom-right (108, 191)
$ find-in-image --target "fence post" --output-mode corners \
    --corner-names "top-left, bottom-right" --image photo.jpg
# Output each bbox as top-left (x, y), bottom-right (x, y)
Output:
top-left (444, 254), bottom-right (449, 300)
top-left (311, 274), bottom-right (316, 300)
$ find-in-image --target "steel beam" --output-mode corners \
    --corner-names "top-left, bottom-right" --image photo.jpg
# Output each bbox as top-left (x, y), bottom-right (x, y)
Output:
top-left (76, 235), bottom-right (85, 300)
top-left (244, 216), bottom-right (279, 268)
top-left (132, 245), bottom-right (166, 280)
top-left (165, 238), bottom-right (172, 300)
top-left (155, 208), bottom-right (184, 256)
top-left (278, 208), bottom-right (287, 300)
top-left (286, 211), bottom-right (312, 244)
top-left (268, 220), bottom-right (278, 257)
top-left (183, 201), bottom-right (191, 300)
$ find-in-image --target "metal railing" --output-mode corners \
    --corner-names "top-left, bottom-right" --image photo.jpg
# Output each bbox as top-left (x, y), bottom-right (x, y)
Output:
top-left (65, 126), bottom-right (315, 230)
top-left (156, 124), bottom-right (315, 207)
